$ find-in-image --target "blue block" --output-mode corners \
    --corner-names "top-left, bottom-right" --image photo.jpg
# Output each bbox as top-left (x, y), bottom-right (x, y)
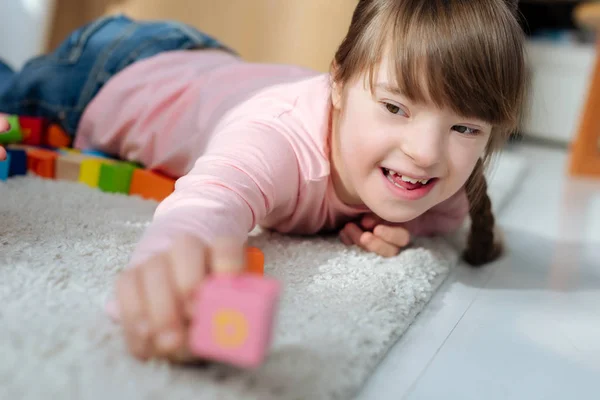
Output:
top-left (6, 148), bottom-right (27, 176)
top-left (82, 149), bottom-right (110, 158)
top-left (0, 153), bottom-right (11, 181)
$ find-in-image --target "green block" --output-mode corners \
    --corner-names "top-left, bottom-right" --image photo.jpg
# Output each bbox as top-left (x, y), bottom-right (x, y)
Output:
top-left (98, 161), bottom-right (137, 194)
top-left (0, 115), bottom-right (23, 144)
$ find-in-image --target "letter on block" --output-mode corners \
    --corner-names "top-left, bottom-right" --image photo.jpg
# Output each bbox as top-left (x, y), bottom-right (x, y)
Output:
top-left (189, 274), bottom-right (281, 368)
top-left (0, 153), bottom-right (10, 181)
top-left (0, 115), bottom-right (23, 144)
top-left (27, 148), bottom-right (58, 178)
top-left (129, 169), bottom-right (175, 201)
top-left (19, 116), bottom-right (46, 146)
top-left (98, 162), bottom-right (137, 194)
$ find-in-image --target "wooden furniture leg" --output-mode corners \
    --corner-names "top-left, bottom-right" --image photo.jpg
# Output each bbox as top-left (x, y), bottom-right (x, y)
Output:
top-left (569, 3), bottom-right (600, 178)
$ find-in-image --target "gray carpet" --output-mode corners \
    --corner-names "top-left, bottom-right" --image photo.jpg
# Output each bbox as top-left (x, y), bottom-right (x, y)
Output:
top-left (0, 150), bottom-right (526, 400)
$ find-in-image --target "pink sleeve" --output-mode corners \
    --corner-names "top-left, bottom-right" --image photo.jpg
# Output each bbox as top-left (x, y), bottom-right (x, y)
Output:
top-left (128, 121), bottom-right (300, 267)
top-left (401, 187), bottom-right (470, 237)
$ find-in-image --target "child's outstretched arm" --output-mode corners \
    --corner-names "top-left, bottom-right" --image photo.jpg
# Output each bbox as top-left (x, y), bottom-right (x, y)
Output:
top-left (114, 120), bottom-right (301, 362)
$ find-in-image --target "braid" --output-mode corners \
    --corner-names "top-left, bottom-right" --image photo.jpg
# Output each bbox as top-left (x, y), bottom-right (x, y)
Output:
top-left (462, 159), bottom-right (503, 267)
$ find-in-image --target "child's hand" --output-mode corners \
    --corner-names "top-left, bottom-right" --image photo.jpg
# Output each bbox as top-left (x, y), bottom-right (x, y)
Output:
top-left (114, 235), bottom-right (247, 362)
top-left (339, 214), bottom-right (411, 258)
top-left (0, 116), bottom-right (9, 161)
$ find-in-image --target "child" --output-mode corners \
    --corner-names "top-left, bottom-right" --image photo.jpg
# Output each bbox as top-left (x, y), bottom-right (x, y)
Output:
top-left (0, 0), bottom-right (526, 362)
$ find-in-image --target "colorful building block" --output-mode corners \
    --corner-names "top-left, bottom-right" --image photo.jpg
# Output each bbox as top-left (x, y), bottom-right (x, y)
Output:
top-left (189, 274), bottom-right (281, 368)
top-left (0, 153), bottom-right (10, 181)
top-left (129, 169), bottom-right (175, 202)
top-left (79, 158), bottom-right (110, 188)
top-left (55, 153), bottom-right (88, 181)
top-left (246, 247), bottom-right (264, 275)
top-left (18, 116), bottom-right (46, 146)
top-left (98, 161), bottom-right (137, 194)
top-left (82, 149), bottom-right (111, 158)
top-left (0, 115), bottom-right (23, 144)
top-left (6, 148), bottom-right (27, 176)
top-left (27, 148), bottom-right (58, 179)
top-left (45, 124), bottom-right (71, 148)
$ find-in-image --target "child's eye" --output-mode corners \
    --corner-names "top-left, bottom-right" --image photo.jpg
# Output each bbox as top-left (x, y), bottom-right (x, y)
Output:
top-left (383, 102), bottom-right (406, 116)
top-left (452, 125), bottom-right (480, 136)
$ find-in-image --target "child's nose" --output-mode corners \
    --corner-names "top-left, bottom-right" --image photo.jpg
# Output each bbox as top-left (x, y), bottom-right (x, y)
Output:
top-left (400, 131), bottom-right (443, 168)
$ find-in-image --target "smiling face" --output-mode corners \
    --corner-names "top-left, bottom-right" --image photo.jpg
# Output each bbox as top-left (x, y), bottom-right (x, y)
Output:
top-left (329, 51), bottom-right (492, 222)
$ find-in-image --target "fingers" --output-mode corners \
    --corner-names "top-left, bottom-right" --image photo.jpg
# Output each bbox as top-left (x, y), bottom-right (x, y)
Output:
top-left (169, 235), bottom-right (208, 317)
top-left (141, 253), bottom-right (185, 356)
top-left (0, 117), bottom-right (9, 133)
top-left (116, 268), bottom-right (152, 360)
top-left (360, 213), bottom-right (383, 230)
top-left (116, 236), bottom-right (248, 363)
top-left (210, 238), bottom-right (247, 275)
top-left (373, 224), bottom-right (411, 248)
top-left (0, 147), bottom-right (5, 161)
top-left (340, 222), bottom-right (405, 258)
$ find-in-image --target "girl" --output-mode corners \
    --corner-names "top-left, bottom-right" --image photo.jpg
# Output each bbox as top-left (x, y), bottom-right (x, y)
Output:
top-left (0, 0), bottom-right (527, 362)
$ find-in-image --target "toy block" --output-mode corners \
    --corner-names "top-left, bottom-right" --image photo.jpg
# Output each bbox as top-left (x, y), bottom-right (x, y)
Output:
top-left (44, 124), bottom-right (71, 148)
top-left (79, 158), bottom-right (114, 188)
top-left (246, 247), bottom-right (264, 275)
top-left (58, 147), bottom-right (80, 155)
top-left (18, 116), bottom-right (46, 146)
top-left (189, 274), bottom-right (281, 368)
top-left (6, 148), bottom-right (27, 176)
top-left (0, 115), bottom-right (23, 144)
top-left (55, 153), bottom-right (89, 182)
top-left (98, 161), bottom-right (138, 194)
top-left (0, 153), bottom-right (10, 181)
top-left (82, 149), bottom-right (111, 159)
top-left (129, 169), bottom-right (175, 202)
top-left (27, 148), bottom-right (58, 179)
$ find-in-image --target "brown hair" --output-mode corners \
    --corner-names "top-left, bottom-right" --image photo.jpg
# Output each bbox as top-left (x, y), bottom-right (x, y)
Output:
top-left (332, 0), bottom-right (528, 266)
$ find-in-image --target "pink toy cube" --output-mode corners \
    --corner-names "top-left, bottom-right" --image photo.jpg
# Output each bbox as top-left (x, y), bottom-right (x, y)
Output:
top-left (189, 274), bottom-right (281, 368)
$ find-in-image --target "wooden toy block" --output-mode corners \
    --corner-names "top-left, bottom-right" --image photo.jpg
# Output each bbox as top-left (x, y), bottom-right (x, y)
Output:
top-left (0, 115), bottom-right (23, 144)
top-left (98, 161), bottom-right (137, 194)
top-left (59, 147), bottom-right (80, 155)
top-left (129, 169), bottom-right (175, 202)
top-left (189, 274), bottom-right (281, 368)
top-left (55, 153), bottom-right (89, 182)
top-left (79, 158), bottom-right (114, 188)
top-left (6, 148), bottom-right (27, 176)
top-left (45, 124), bottom-right (72, 148)
top-left (0, 153), bottom-right (10, 181)
top-left (18, 116), bottom-right (46, 146)
top-left (27, 148), bottom-right (58, 179)
top-left (246, 247), bottom-right (264, 275)
top-left (82, 149), bottom-right (111, 158)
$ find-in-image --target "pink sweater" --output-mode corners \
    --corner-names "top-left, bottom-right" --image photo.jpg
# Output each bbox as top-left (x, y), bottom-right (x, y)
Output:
top-left (75, 50), bottom-right (468, 266)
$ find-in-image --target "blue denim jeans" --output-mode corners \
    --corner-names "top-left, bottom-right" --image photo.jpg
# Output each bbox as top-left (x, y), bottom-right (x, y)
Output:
top-left (0, 15), bottom-right (232, 136)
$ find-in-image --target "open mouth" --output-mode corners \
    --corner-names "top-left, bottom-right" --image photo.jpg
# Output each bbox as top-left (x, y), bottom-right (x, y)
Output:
top-left (381, 167), bottom-right (436, 190)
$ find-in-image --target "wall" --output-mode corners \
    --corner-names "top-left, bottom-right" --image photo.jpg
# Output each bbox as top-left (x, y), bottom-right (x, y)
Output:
top-left (48, 0), bottom-right (357, 72)
top-left (0, 0), bottom-right (56, 69)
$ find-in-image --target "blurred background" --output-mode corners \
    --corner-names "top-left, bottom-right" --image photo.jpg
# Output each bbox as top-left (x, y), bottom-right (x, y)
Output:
top-left (1, 0), bottom-right (599, 156)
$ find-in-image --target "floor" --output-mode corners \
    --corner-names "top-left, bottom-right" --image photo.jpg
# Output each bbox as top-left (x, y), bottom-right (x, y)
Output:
top-left (357, 142), bottom-right (600, 400)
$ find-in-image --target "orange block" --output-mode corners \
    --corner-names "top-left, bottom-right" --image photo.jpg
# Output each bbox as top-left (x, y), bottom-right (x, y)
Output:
top-left (27, 148), bottom-right (58, 178)
top-left (129, 169), bottom-right (175, 202)
top-left (245, 247), bottom-right (264, 275)
top-left (45, 124), bottom-right (72, 148)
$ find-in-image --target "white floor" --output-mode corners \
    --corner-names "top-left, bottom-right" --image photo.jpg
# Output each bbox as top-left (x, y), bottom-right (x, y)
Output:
top-left (357, 143), bottom-right (600, 400)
